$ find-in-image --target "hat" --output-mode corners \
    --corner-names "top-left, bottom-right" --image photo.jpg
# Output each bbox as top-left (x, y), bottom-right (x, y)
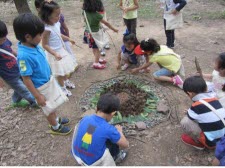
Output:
top-left (134, 45), bottom-right (145, 55)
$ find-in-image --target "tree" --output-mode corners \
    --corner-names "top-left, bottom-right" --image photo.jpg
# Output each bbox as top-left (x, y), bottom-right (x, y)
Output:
top-left (13, 0), bottom-right (31, 14)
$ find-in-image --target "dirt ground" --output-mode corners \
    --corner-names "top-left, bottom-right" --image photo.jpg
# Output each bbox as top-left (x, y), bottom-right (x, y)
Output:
top-left (1, 0), bottom-right (225, 166)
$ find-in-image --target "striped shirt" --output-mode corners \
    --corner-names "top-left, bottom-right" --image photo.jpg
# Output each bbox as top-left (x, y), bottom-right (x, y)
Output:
top-left (187, 92), bottom-right (225, 147)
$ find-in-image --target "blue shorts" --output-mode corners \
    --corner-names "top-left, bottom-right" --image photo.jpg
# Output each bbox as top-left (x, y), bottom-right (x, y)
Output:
top-left (153, 68), bottom-right (174, 77)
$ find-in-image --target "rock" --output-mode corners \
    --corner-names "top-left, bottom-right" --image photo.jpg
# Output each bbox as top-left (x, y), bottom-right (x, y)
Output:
top-left (139, 24), bottom-right (144, 27)
top-left (127, 130), bottom-right (137, 136)
top-left (80, 109), bottom-right (95, 118)
top-left (157, 100), bottom-right (169, 114)
top-left (135, 121), bottom-right (147, 131)
top-left (208, 157), bottom-right (212, 162)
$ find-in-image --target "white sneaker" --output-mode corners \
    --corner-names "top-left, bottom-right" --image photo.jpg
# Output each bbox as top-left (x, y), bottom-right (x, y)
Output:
top-left (62, 87), bottom-right (72, 97)
top-left (100, 51), bottom-right (106, 56)
top-left (104, 44), bottom-right (110, 49)
top-left (121, 64), bottom-right (129, 71)
top-left (65, 80), bottom-right (75, 89)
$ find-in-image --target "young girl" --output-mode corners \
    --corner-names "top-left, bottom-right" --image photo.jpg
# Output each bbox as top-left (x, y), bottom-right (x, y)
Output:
top-left (131, 38), bottom-right (184, 88)
top-left (119, 0), bottom-right (139, 34)
top-left (83, 0), bottom-right (118, 69)
top-left (117, 33), bottom-right (145, 71)
top-left (40, 1), bottom-right (76, 96)
top-left (201, 53), bottom-right (225, 107)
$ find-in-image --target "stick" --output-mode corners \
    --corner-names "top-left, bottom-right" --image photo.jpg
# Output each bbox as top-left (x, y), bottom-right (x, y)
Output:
top-left (105, 29), bottom-right (118, 54)
top-left (126, 135), bottom-right (146, 144)
top-left (74, 44), bottom-right (83, 49)
top-left (195, 56), bottom-right (203, 77)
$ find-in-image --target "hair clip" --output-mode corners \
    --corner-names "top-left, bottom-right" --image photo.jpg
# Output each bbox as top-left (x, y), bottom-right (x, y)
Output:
top-left (145, 38), bottom-right (150, 42)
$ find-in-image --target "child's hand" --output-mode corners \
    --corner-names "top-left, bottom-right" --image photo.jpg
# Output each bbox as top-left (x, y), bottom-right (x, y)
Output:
top-left (130, 68), bottom-right (139, 74)
top-left (55, 53), bottom-right (62, 61)
top-left (0, 79), bottom-right (4, 88)
top-left (36, 94), bottom-right (46, 106)
top-left (115, 125), bottom-right (123, 133)
top-left (123, 8), bottom-right (128, 13)
top-left (183, 109), bottom-right (188, 114)
top-left (113, 28), bottom-right (119, 33)
top-left (69, 39), bottom-right (76, 45)
top-left (171, 9), bottom-right (178, 15)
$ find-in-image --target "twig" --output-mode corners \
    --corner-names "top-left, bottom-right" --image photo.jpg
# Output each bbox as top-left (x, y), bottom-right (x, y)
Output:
top-left (126, 135), bottom-right (146, 144)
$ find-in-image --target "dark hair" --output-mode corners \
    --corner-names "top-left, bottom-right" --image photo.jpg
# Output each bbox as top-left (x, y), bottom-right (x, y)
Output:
top-left (13, 13), bottom-right (44, 42)
top-left (123, 33), bottom-right (139, 47)
top-left (97, 93), bottom-right (120, 114)
top-left (83, 0), bottom-right (104, 12)
top-left (183, 76), bottom-right (207, 94)
top-left (140, 38), bottom-right (160, 53)
top-left (217, 53), bottom-right (225, 91)
top-left (0, 20), bottom-right (8, 38)
top-left (34, 0), bottom-right (44, 9)
top-left (39, 1), bottom-right (60, 24)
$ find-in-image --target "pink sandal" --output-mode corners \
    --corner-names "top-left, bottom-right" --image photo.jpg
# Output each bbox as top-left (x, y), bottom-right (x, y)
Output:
top-left (99, 59), bottom-right (107, 64)
top-left (93, 63), bottom-right (106, 69)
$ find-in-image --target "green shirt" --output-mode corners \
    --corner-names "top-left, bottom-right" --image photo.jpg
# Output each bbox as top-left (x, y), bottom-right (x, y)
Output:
top-left (122, 0), bottom-right (138, 19)
top-left (85, 11), bottom-right (103, 32)
top-left (149, 45), bottom-right (181, 73)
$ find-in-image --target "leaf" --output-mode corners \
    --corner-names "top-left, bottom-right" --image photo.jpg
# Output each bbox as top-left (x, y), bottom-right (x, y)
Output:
top-left (117, 111), bottom-right (123, 121)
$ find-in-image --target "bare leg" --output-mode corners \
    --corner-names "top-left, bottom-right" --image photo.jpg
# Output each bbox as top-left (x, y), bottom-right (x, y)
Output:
top-left (57, 76), bottom-right (65, 87)
top-left (93, 48), bottom-right (101, 63)
top-left (154, 76), bottom-right (173, 83)
top-left (47, 112), bottom-right (57, 126)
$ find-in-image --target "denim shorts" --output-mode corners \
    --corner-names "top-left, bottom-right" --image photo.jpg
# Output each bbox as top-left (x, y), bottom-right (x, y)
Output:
top-left (153, 68), bottom-right (174, 77)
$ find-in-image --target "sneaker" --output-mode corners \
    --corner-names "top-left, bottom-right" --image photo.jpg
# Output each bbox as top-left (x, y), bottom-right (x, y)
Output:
top-left (58, 117), bottom-right (70, 125)
top-left (121, 64), bottom-right (129, 71)
top-left (100, 50), bottom-right (106, 56)
top-left (12, 99), bottom-right (30, 108)
top-left (104, 44), bottom-right (110, 50)
top-left (62, 87), bottom-right (72, 97)
top-left (65, 80), bottom-right (75, 89)
top-left (114, 150), bottom-right (127, 164)
top-left (50, 124), bottom-right (72, 135)
top-left (181, 134), bottom-right (205, 150)
top-left (99, 58), bottom-right (107, 64)
top-left (172, 75), bottom-right (183, 89)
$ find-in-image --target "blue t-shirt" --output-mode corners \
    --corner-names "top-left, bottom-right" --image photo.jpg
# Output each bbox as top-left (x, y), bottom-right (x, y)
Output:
top-left (17, 42), bottom-right (51, 88)
top-left (72, 115), bottom-right (121, 165)
top-left (121, 45), bottom-right (138, 64)
top-left (0, 39), bottom-right (20, 81)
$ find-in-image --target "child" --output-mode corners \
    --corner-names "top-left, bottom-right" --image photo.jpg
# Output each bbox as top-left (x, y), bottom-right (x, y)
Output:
top-left (0, 20), bottom-right (37, 107)
top-left (83, 0), bottom-right (118, 69)
top-left (34, 0), bottom-right (78, 70)
top-left (212, 137), bottom-right (225, 166)
top-left (72, 93), bottom-right (129, 166)
top-left (40, 1), bottom-right (76, 96)
top-left (13, 13), bottom-right (71, 135)
top-left (180, 76), bottom-right (225, 150)
top-left (200, 53), bottom-right (225, 108)
top-left (119, 0), bottom-right (139, 34)
top-left (161, 0), bottom-right (187, 48)
top-left (117, 33), bottom-right (146, 71)
top-left (131, 38), bottom-right (184, 88)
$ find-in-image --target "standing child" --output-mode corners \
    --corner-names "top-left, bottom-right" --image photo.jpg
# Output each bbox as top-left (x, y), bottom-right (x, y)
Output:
top-left (131, 38), bottom-right (184, 88)
top-left (117, 33), bottom-right (146, 71)
top-left (83, 0), bottom-right (118, 70)
top-left (119, 0), bottom-right (139, 34)
top-left (180, 76), bottom-right (225, 150)
top-left (40, 1), bottom-right (76, 96)
top-left (161, 0), bottom-right (187, 48)
top-left (14, 13), bottom-right (71, 135)
top-left (0, 20), bottom-right (37, 107)
top-left (200, 53), bottom-right (225, 108)
top-left (72, 93), bottom-right (129, 166)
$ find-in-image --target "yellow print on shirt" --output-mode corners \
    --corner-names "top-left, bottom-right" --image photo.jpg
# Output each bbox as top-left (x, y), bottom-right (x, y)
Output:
top-left (19, 60), bottom-right (27, 72)
top-left (81, 125), bottom-right (96, 150)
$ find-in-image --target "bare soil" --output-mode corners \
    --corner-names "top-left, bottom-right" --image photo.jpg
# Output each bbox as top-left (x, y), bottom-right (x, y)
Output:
top-left (1, 0), bottom-right (225, 166)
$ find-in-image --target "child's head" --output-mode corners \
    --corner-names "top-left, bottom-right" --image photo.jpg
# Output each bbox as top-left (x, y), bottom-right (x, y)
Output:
top-left (39, 0), bottom-right (60, 25)
top-left (97, 93), bottom-right (120, 121)
top-left (83, 0), bottom-right (104, 12)
top-left (0, 20), bottom-right (8, 45)
top-left (34, 0), bottom-right (44, 12)
top-left (140, 38), bottom-right (160, 55)
top-left (123, 33), bottom-right (139, 51)
top-left (214, 53), bottom-right (225, 77)
top-left (13, 13), bottom-right (44, 46)
top-left (183, 76), bottom-right (207, 98)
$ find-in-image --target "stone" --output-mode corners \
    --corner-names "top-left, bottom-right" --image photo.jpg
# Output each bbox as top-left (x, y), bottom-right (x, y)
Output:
top-left (80, 109), bottom-right (96, 118)
top-left (157, 100), bottom-right (169, 114)
top-left (127, 130), bottom-right (137, 136)
top-left (135, 121), bottom-right (147, 131)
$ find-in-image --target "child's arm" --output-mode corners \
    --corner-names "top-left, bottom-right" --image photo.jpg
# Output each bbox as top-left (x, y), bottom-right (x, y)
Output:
top-left (124, 0), bottom-right (139, 13)
top-left (42, 30), bottom-right (62, 61)
top-left (100, 19), bottom-right (118, 33)
top-left (61, 21), bottom-right (70, 37)
top-left (61, 34), bottom-right (75, 45)
top-left (172, 0), bottom-right (187, 15)
top-left (131, 55), bottom-right (152, 73)
top-left (202, 73), bottom-right (212, 80)
top-left (22, 76), bottom-right (46, 106)
top-left (115, 125), bottom-right (129, 149)
top-left (12, 50), bottom-right (17, 57)
top-left (117, 51), bottom-right (122, 70)
top-left (119, 0), bottom-right (124, 10)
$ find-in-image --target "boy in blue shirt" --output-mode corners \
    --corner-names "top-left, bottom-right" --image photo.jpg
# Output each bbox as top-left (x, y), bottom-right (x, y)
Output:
top-left (13, 13), bottom-right (71, 135)
top-left (72, 93), bottom-right (129, 166)
top-left (0, 20), bottom-right (36, 107)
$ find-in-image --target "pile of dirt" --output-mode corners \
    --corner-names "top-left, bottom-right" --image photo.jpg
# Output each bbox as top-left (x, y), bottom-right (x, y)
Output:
top-left (102, 82), bottom-right (148, 117)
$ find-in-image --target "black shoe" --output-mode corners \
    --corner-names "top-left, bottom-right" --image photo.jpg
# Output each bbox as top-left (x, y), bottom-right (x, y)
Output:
top-left (114, 150), bottom-right (127, 164)
top-left (50, 125), bottom-right (72, 135)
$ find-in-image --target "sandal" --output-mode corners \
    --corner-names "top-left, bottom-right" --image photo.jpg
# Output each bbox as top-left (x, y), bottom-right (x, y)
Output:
top-left (121, 64), bottom-right (129, 71)
top-left (99, 59), bottom-right (107, 64)
top-left (93, 63), bottom-right (106, 69)
top-left (65, 80), bottom-right (75, 89)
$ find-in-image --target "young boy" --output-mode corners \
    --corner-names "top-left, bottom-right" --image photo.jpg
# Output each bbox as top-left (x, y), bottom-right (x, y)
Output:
top-left (13, 13), bottom-right (71, 135)
top-left (212, 137), bottom-right (225, 166)
top-left (72, 93), bottom-right (129, 166)
top-left (119, 0), bottom-right (139, 34)
top-left (181, 76), bottom-right (225, 150)
top-left (0, 20), bottom-right (36, 107)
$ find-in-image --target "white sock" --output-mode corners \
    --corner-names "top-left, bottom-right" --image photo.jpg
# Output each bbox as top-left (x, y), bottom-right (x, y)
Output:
top-left (56, 117), bottom-right (59, 123)
top-left (52, 122), bottom-right (60, 130)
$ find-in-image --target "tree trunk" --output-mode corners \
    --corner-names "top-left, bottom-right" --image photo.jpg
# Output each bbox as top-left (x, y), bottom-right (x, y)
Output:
top-left (13, 0), bottom-right (31, 14)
